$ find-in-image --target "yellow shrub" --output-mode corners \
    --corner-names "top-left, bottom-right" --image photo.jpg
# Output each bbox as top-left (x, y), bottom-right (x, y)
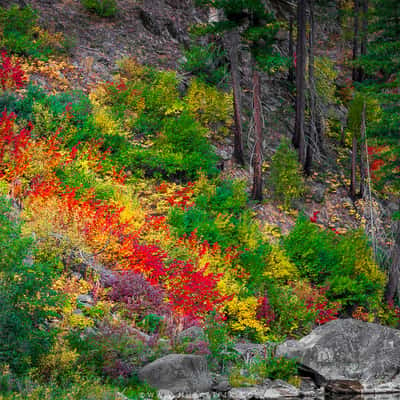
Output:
top-left (262, 223), bottom-right (282, 243)
top-left (32, 103), bottom-right (54, 136)
top-left (237, 213), bottom-right (261, 251)
top-left (92, 106), bottom-right (123, 136)
top-left (264, 245), bottom-right (299, 282)
top-left (35, 337), bottom-right (79, 383)
top-left (185, 78), bottom-right (233, 137)
top-left (117, 57), bottom-right (146, 82)
top-left (225, 296), bottom-right (267, 341)
top-left (88, 83), bottom-right (108, 107)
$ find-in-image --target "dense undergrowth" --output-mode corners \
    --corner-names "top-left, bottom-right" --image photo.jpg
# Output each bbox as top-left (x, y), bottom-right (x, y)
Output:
top-left (0, 5), bottom-right (396, 399)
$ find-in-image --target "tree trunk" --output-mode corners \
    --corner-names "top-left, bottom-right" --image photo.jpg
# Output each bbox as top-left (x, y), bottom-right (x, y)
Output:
top-left (352, 0), bottom-right (360, 83)
top-left (359, 102), bottom-right (367, 197)
top-left (337, 0), bottom-right (344, 26)
top-left (251, 61), bottom-right (263, 201)
top-left (340, 125), bottom-right (345, 146)
top-left (228, 30), bottom-right (245, 165)
top-left (358, 0), bottom-right (368, 82)
top-left (350, 135), bottom-right (358, 199)
top-left (385, 202), bottom-right (400, 302)
top-left (306, 0), bottom-right (316, 175)
top-left (288, 16), bottom-right (295, 84)
top-left (350, 0), bottom-right (360, 198)
top-left (294, 0), bottom-right (307, 170)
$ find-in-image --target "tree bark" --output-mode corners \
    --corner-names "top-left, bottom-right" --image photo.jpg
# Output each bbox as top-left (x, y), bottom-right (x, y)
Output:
top-left (228, 30), bottom-right (245, 165)
top-left (288, 16), bottom-right (295, 83)
top-left (385, 202), bottom-right (400, 302)
top-left (350, 0), bottom-right (360, 198)
top-left (251, 61), bottom-right (263, 201)
top-left (359, 102), bottom-right (367, 197)
top-left (294, 0), bottom-right (307, 170)
top-left (352, 0), bottom-right (360, 83)
top-left (358, 0), bottom-right (368, 82)
top-left (306, 0), bottom-right (316, 175)
top-left (340, 125), bottom-right (345, 146)
top-left (350, 135), bottom-right (358, 199)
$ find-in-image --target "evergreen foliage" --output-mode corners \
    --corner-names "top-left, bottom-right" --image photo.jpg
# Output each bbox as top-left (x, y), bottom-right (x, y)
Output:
top-left (0, 197), bottom-right (60, 374)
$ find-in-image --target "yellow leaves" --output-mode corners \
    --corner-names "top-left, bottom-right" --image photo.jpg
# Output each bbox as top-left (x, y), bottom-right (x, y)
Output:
top-left (165, 101), bottom-right (185, 116)
top-left (19, 55), bottom-right (78, 92)
top-left (89, 84), bottom-right (108, 107)
top-left (263, 245), bottom-right (299, 282)
top-left (92, 106), bottom-right (123, 136)
top-left (185, 78), bottom-right (233, 138)
top-left (214, 213), bottom-right (235, 233)
top-left (225, 296), bottom-right (267, 341)
top-left (217, 271), bottom-right (242, 297)
top-left (117, 57), bottom-right (146, 82)
top-left (112, 186), bottom-right (146, 229)
top-left (35, 337), bottom-right (79, 382)
top-left (237, 216), bottom-right (261, 250)
top-left (53, 274), bottom-right (92, 300)
top-left (262, 222), bottom-right (282, 242)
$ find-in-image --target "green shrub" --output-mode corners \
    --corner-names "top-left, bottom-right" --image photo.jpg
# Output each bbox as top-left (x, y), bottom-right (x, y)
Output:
top-left (184, 78), bottom-right (233, 137)
top-left (0, 197), bottom-right (61, 374)
top-left (169, 179), bottom-right (249, 247)
top-left (229, 349), bottom-right (298, 387)
top-left (129, 111), bottom-right (218, 180)
top-left (284, 216), bottom-right (385, 311)
top-left (0, 371), bottom-right (122, 399)
top-left (182, 43), bottom-right (228, 87)
top-left (268, 138), bottom-right (305, 210)
top-left (205, 312), bottom-right (239, 373)
top-left (81, 0), bottom-right (117, 17)
top-left (249, 352), bottom-right (297, 382)
top-left (0, 5), bottom-right (67, 58)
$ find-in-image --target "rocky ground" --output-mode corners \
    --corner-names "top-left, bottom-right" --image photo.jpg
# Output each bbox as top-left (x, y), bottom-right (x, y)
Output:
top-left (4, 0), bottom-right (390, 240)
top-left (135, 319), bottom-right (400, 399)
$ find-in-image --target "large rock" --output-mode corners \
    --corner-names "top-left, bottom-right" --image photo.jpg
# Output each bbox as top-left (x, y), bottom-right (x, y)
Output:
top-left (234, 342), bottom-right (276, 363)
top-left (138, 354), bottom-right (212, 394)
top-left (276, 319), bottom-right (400, 390)
top-left (177, 326), bottom-right (206, 344)
top-left (227, 381), bottom-right (299, 400)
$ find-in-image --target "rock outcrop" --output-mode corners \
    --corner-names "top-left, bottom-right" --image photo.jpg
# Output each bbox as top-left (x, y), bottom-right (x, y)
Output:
top-left (276, 318), bottom-right (400, 393)
top-left (138, 354), bottom-right (213, 394)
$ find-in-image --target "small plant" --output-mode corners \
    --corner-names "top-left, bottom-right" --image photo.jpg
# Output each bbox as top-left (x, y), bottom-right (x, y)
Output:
top-left (205, 312), bottom-right (239, 373)
top-left (0, 197), bottom-right (61, 374)
top-left (81, 0), bottom-right (117, 17)
top-left (0, 51), bottom-right (27, 91)
top-left (268, 138), bottom-right (305, 210)
top-left (229, 349), bottom-right (298, 387)
top-left (284, 216), bottom-right (386, 312)
top-left (107, 271), bottom-right (171, 325)
top-left (0, 5), bottom-right (68, 58)
top-left (182, 43), bottom-right (228, 87)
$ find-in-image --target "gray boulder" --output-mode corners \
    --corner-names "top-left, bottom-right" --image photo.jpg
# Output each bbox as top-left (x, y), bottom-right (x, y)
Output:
top-left (234, 342), bottom-right (275, 363)
top-left (77, 294), bottom-right (94, 307)
top-left (138, 354), bottom-right (212, 394)
top-left (311, 183), bottom-right (326, 203)
top-left (227, 381), bottom-right (299, 400)
top-left (178, 326), bottom-right (206, 344)
top-left (276, 319), bottom-right (400, 390)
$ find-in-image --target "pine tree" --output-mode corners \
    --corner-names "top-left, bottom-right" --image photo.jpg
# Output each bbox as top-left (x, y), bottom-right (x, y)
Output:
top-left (196, 0), bottom-right (283, 200)
top-left (357, 0), bottom-right (400, 300)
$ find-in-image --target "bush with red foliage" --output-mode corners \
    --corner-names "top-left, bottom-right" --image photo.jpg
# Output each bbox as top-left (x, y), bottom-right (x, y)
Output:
top-left (368, 146), bottom-right (386, 180)
top-left (0, 52), bottom-right (27, 91)
top-left (107, 272), bottom-right (171, 320)
top-left (0, 106), bottom-right (229, 324)
top-left (256, 291), bottom-right (275, 324)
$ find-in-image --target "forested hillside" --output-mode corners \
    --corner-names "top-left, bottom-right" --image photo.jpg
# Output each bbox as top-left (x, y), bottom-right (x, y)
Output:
top-left (0, 0), bottom-right (398, 399)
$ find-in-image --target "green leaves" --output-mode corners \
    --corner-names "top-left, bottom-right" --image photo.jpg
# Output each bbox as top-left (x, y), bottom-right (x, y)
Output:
top-left (0, 197), bottom-right (61, 374)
